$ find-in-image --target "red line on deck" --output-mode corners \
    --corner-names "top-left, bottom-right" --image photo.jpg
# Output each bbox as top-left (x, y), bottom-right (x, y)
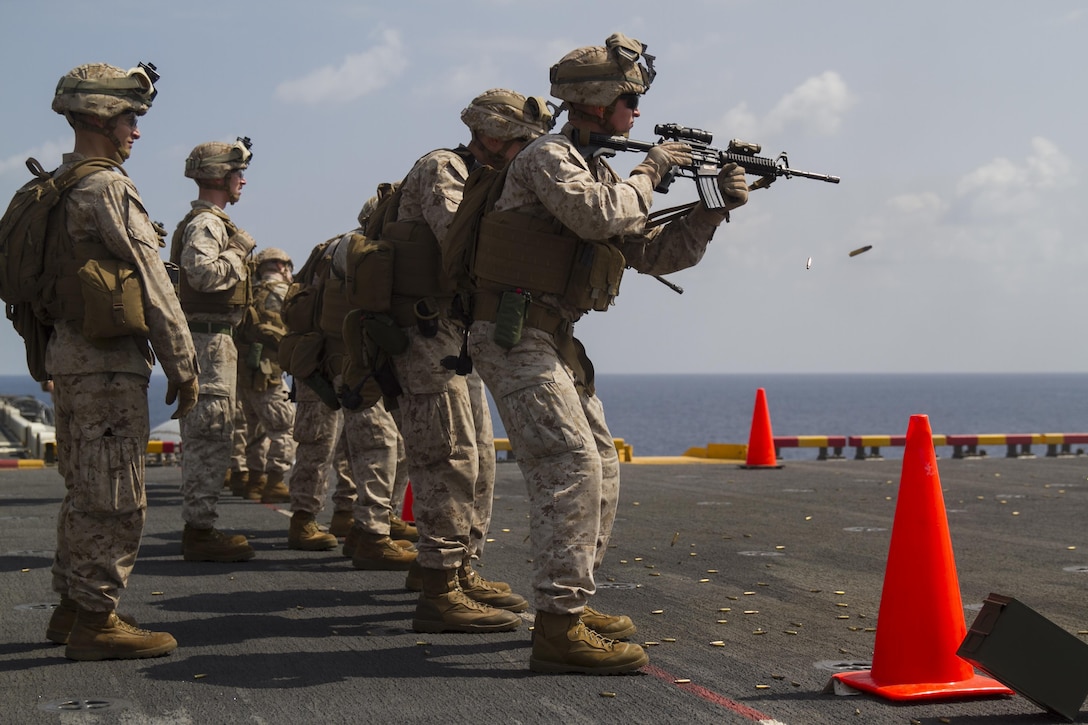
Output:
top-left (642, 664), bottom-right (781, 723)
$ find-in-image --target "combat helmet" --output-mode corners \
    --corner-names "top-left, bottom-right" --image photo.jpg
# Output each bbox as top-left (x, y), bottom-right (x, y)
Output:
top-left (52, 62), bottom-right (159, 120)
top-left (254, 247), bottom-right (293, 269)
top-left (460, 89), bottom-right (555, 142)
top-left (549, 33), bottom-right (655, 107)
top-left (185, 137), bottom-right (253, 181)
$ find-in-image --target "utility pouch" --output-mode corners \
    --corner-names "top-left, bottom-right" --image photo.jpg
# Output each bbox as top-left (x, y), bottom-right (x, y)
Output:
top-left (344, 234), bottom-right (394, 312)
top-left (77, 258), bottom-right (149, 339)
top-left (493, 289), bottom-right (529, 350)
top-left (245, 341), bottom-right (264, 370)
top-left (414, 297), bottom-right (439, 338)
top-left (565, 241), bottom-right (625, 312)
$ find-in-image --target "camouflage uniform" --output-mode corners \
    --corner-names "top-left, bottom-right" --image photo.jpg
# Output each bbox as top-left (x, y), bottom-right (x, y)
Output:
top-left (48, 156), bottom-right (197, 613)
top-left (287, 380), bottom-right (341, 516)
top-left (288, 388), bottom-right (408, 527)
top-left (390, 149), bottom-right (495, 570)
top-left (285, 233), bottom-right (409, 552)
top-left (227, 398), bottom-right (249, 486)
top-left (177, 199), bottom-right (249, 529)
top-left (468, 122), bottom-right (734, 615)
top-left (327, 235), bottom-right (411, 540)
top-left (236, 268), bottom-right (296, 487)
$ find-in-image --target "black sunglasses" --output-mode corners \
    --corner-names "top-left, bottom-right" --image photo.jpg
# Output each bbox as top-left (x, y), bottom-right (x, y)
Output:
top-left (619, 93), bottom-right (640, 110)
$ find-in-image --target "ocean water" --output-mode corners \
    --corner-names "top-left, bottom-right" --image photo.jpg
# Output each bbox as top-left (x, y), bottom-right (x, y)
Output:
top-left (4, 372), bottom-right (1087, 459)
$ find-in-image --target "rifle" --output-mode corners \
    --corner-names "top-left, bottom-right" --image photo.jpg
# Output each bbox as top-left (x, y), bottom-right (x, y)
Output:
top-left (590, 123), bottom-right (840, 211)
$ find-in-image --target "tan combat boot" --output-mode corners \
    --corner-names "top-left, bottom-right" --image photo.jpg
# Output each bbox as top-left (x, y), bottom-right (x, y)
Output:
top-left (260, 470), bottom-right (291, 504)
top-left (243, 471), bottom-right (267, 500)
top-left (328, 510), bottom-right (354, 537)
top-left (182, 524), bottom-right (255, 562)
top-left (530, 611), bottom-right (648, 674)
top-left (404, 560), bottom-right (423, 592)
top-left (227, 469), bottom-right (248, 497)
top-left (64, 609), bottom-right (177, 661)
top-left (458, 563), bottom-right (527, 612)
top-left (344, 525), bottom-right (415, 559)
top-left (288, 511), bottom-right (338, 551)
top-left (582, 604), bottom-right (637, 640)
top-left (412, 567), bottom-right (522, 633)
top-left (46, 597), bottom-right (137, 645)
top-left (389, 514), bottom-right (419, 542)
top-left (351, 531), bottom-right (417, 570)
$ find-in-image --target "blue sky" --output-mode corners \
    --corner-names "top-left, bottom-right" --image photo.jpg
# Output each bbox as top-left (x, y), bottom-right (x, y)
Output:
top-left (1, 1), bottom-right (1085, 374)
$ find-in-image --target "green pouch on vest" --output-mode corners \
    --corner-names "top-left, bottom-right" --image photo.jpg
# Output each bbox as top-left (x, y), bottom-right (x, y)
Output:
top-left (76, 258), bottom-right (149, 339)
top-left (493, 289), bottom-right (529, 350)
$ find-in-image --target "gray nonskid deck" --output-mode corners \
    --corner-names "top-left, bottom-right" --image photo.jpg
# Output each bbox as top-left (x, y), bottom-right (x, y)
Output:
top-left (1, 457), bottom-right (1086, 724)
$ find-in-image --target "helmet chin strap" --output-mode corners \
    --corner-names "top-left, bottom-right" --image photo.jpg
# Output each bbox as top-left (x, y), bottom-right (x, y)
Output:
top-left (568, 102), bottom-right (626, 138)
top-left (66, 112), bottom-right (128, 163)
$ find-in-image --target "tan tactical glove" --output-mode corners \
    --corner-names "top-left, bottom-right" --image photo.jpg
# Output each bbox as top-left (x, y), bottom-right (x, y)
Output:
top-left (631, 141), bottom-right (693, 189)
top-left (716, 162), bottom-right (749, 211)
top-left (166, 377), bottom-right (199, 419)
top-left (226, 229), bottom-right (256, 259)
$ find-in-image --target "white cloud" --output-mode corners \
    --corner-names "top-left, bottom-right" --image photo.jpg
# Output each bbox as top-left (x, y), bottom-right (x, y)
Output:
top-left (721, 71), bottom-right (857, 139)
top-left (274, 29), bottom-right (407, 105)
top-left (766, 71), bottom-right (857, 136)
top-left (955, 136), bottom-right (1073, 218)
top-left (856, 137), bottom-right (1079, 268)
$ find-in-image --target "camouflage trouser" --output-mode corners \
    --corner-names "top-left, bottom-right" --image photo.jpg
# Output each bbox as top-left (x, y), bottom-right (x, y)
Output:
top-left (229, 397), bottom-right (248, 473)
top-left (51, 371), bottom-right (149, 612)
top-left (180, 331), bottom-right (237, 529)
top-left (466, 370), bottom-right (496, 559)
top-left (391, 321), bottom-right (482, 570)
top-left (469, 321), bottom-right (620, 615)
top-left (288, 380), bottom-right (340, 515)
top-left (239, 375), bottom-right (297, 475)
top-left (287, 383), bottom-right (406, 513)
top-left (329, 431), bottom-right (355, 514)
top-left (340, 374), bottom-right (403, 536)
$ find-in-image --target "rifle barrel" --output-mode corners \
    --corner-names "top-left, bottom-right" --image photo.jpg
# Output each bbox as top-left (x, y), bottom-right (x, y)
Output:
top-left (589, 133), bottom-right (840, 184)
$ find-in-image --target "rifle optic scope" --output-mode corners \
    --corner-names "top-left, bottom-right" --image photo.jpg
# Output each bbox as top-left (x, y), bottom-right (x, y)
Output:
top-left (655, 123), bottom-right (714, 145)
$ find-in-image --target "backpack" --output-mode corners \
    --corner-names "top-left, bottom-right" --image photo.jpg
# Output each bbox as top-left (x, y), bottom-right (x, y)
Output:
top-left (0, 156), bottom-right (118, 305)
top-left (440, 162), bottom-right (510, 302)
top-left (0, 156), bottom-right (118, 381)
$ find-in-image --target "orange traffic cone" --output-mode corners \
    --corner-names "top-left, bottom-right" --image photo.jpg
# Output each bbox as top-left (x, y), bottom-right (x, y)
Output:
top-left (740, 388), bottom-right (782, 469)
top-left (832, 414), bottom-right (1013, 700)
top-left (401, 481), bottom-right (415, 524)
